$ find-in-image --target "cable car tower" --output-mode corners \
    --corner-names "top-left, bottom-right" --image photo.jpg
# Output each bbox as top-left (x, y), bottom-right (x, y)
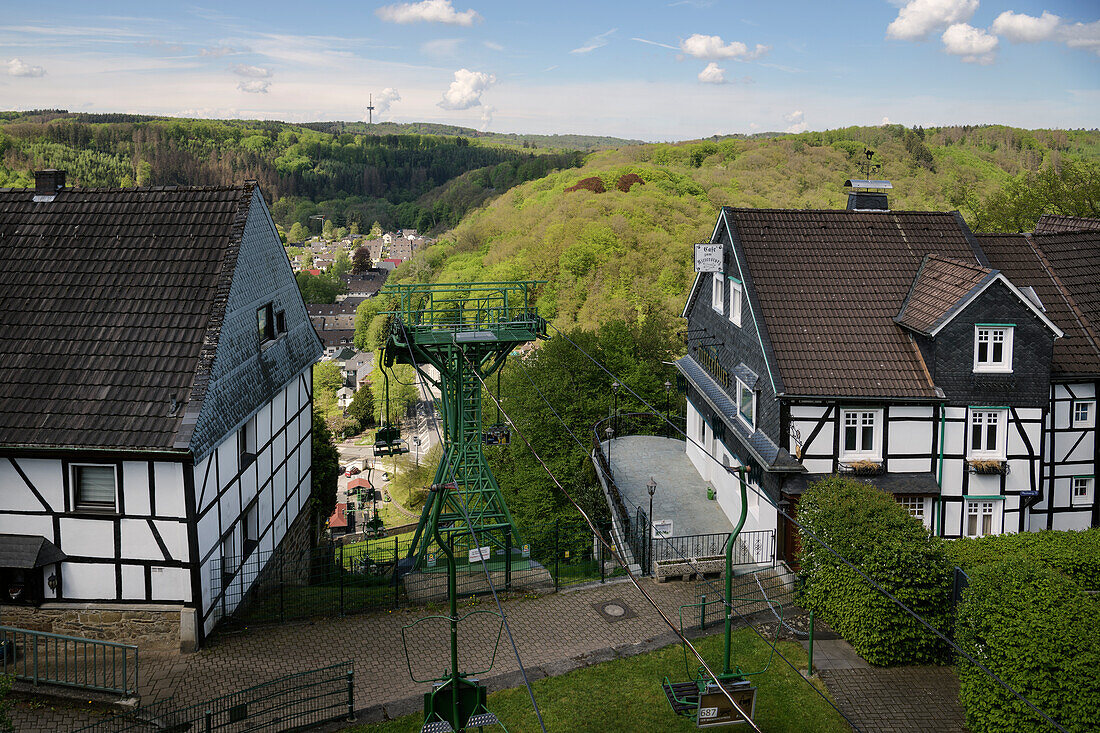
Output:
top-left (381, 281), bottom-right (547, 573)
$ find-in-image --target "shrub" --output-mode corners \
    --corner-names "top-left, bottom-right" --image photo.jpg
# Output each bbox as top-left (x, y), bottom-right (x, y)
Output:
top-left (615, 173), bottom-right (645, 192)
top-left (797, 476), bottom-right (952, 666)
top-left (946, 528), bottom-right (1100, 591)
top-left (955, 559), bottom-right (1100, 732)
top-left (564, 176), bottom-right (606, 193)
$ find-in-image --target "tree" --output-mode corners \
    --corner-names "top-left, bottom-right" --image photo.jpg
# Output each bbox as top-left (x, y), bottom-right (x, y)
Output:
top-left (302, 251), bottom-right (314, 269)
top-left (349, 221), bottom-right (360, 236)
top-left (288, 222), bottom-right (308, 243)
top-left (314, 360), bottom-right (343, 400)
top-left (347, 384), bottom-right (375, 428)
top-left (322, 219), bottom-right (335, 240)
top-left (331, 251), bottom-right (352, 280)
top-left (370, 220), bottom-right (383, 237)
top-left (310, 411), bottom-right (339, 528)
top-left (352, 245), bottom-right (372, 273)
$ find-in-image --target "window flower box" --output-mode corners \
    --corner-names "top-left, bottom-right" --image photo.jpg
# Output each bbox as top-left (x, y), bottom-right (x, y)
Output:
top-left (968, 459), bottom-right (1008, 476)
top-left (841, 459), bottom-right (883, 476)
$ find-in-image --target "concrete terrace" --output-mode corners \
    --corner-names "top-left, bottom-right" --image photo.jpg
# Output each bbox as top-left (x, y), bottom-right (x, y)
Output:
top-left (604, 435), bottom-right (734, 537)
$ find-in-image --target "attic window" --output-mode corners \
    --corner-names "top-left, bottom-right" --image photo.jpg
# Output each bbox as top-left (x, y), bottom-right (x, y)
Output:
top-left (275, 309), bottom-right (287, 335)
top-left (973, 325), bottom-right (1013, 373)
top-left (258, 303), bottom-right (276, 344)
top-left (711, 272), bottom-right (723, 314)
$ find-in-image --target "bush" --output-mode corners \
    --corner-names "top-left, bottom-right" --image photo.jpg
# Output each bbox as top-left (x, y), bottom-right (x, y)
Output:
top-left (955, 559), bottom-right (1100, 732)
top-left (797, 476), bottom-right (952, 666)
top-left (564, 176), bottom-right (606, 193)
top-left (946, 528), bottom-right (1100, 591)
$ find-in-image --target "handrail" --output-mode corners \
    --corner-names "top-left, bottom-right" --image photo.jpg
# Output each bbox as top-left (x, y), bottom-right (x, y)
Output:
top-left (0, 625), bottom-right (139, 698)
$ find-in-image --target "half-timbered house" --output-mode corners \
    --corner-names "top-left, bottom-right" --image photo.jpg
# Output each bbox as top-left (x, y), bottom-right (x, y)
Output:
top-left (0, 171), bottom-right (322, 649)
top-left (677, 199), bottom-right (1095, 567)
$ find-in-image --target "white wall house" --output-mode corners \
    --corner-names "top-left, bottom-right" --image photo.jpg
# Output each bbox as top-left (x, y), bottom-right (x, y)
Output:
top-left (0, 172), bottom-right (322, 649)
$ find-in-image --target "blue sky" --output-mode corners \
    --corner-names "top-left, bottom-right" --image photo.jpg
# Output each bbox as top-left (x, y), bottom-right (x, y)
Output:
top-left (0, 0), bottom-right (1096, 140)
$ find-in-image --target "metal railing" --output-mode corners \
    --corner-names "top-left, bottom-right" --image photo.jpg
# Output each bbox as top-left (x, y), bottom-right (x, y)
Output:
top-left (0, 626), bottom-right (138, 698)
top-left (652, 529), bottom-right (776, 568)
top-left (74, 661), bottom-right (354, 732)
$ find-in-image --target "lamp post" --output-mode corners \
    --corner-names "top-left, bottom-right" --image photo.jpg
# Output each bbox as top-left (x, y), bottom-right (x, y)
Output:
top-left (611, 381), bottom-right (620, 434)
top-left (647, 477), bottom-right (657, 576)
top-left (664, 380), bottom-right (672, 437)
top-left (413, 435), bottom-right (421, 468)
top-left (605, 425), bottom-right (615, 473)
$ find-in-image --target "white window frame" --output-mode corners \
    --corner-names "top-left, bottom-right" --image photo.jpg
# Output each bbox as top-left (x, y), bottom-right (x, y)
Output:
top-left (965, 499), bottom-right (998, 537)
top-left (728, 279), bottom-right (742, 327)
top-left (1072, 401), bottom-right (1095, 428)
top-left (71, 463), bottom-right (119, 512)
top-left (968, 408), bottom-right (1007, 460)
top-left (711, 272), bottom-right (723, 314)
top-left (840, 408), bottom-right (882, 461)
top-left (898, 496), bottom-right (927, 522)
top-left (736, 378), bottom-right (755, 430)
top-left (1072, 476), bottom-right (1094, 506)
top-left (973, 325), bottom-right (1014, 373)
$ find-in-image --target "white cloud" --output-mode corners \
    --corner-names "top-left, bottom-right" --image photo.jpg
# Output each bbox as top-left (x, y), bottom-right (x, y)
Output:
top-left (991, 11), bottom-right (1060, 42)
top-left (886, 0), bottom-right (978, 41)
top-left (376, 0), bottom-right (480, 26)
top-left (237, 79), bottom-right (271, 93)
top-left (372, 87), bottom-right (401, 116)
top-left (941, 23), bottom-right (998, 64)
top-left (680, 34), bottom-right (769, 60)
top-left (422, 38), bottom-right (462, 57)
top-left (1060, 20), bottom-right (1100, 56)
top-left (231, 63), bottom-right (271, 78)
top-left (438, 68), bottom-right (494, 110)
top-left (480, 104), bottom-right (495, 130)
top-left (631, 37), bottom-right (679, 51)
top-left (783, 109), bottom-right (807, 133)
top-left (483, 40), bottom-right (503, 51)
top-left (698, 62), bottom-right (725, 84)
top-left (571, 28), bottom-right (616, 54)
top-left (7, 57), bottom-right (45, 77)
top-left (200, 45), bottom-right (238, 58)
top-left (882, 116), bottom-right (892, 125)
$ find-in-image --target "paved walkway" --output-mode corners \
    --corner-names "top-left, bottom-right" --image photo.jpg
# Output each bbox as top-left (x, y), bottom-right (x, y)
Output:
top-left (819, 667), bottom-right (967, 732)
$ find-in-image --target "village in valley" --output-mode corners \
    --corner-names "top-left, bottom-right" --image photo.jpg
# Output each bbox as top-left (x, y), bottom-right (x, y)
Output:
top-left (0, 1), bottom-right (1098, 732)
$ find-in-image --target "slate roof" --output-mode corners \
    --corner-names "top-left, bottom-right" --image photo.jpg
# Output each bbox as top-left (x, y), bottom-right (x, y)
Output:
top-left (782, 472), bottom-right (939, 496)
top-left (722, 208), bottom-right (982, 398)
top-left (1033, 215), bottom-right (1100, 234)
top-left (895, 255), bottom-right (997, 335)
top-left (0, 185), bottom-right (259, 451)
top-left (978, 231), bottom-right (1100, 377)
top-left (0, 534), bottom-right (66, 568)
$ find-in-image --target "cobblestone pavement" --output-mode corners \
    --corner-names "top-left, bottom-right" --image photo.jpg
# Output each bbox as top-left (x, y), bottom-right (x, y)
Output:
top-left (12, 577), bottom-right (967, 732)
top-left (819, 666), bottom-right (967, 732)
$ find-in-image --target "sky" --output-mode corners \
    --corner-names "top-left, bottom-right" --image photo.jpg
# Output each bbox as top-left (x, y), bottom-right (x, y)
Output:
top-left (0, 0), bottom-right (1097, 141)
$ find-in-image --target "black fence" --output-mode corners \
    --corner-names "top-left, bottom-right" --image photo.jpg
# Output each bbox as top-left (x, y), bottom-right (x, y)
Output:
top-left (212, 519), bottom-right (612, 628)
top-left (74, 662), bottom-right (354, 732)
top-left (652, 528), bottom-right (776, 567)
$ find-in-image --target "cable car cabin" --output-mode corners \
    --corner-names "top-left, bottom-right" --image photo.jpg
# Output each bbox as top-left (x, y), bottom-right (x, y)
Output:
top-left (374, 425), bottom-right (408, 457)
top-left (663, 677), bottom-right (756, 727)
top-left (482, 424), bottom-right (510, 446)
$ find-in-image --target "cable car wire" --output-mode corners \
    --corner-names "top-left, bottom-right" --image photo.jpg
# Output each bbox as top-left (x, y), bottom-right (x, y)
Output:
top-left (546, 321), bottom-right (1069, 733)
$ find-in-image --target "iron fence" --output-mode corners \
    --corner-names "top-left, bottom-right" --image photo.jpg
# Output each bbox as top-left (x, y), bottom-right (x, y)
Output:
top-left (74, 661), bottom-right (354, 732)
top-left (652, 528), bottom-right (775, 568)
top-left (213, 519), bottom-right (608, 628)
top-left (0, 625), bottom-right (138, 698)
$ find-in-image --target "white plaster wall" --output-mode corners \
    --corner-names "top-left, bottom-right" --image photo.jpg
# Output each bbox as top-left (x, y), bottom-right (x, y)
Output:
top-left (61, 563), bottom-right (114, 599)
top-left (12, 459), bottom-right (65, 511)
top-left (153, 463), bottom-right (187, 517)
top-left (59, 518), bottom-right (114, 558)
top-left (123, 461), bottom-right (151, 516)
top-left (0, 458), bottom-right (55, 512)
top-left (121, 565), bottom-right (144, 598)
top-left (119, 519), bottom-right (164, 561)
top-left (150, 567), bottom-right (190, 602)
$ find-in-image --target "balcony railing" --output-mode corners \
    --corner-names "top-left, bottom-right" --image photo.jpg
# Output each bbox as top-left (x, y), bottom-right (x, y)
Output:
top-left (0, 626), bottom-right (138, 698)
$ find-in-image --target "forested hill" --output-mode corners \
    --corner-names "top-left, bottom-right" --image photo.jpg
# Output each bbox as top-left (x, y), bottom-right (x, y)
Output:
top-left (301, 120), bottom-right (642, 151)
top-left (0, 110), bottom-right (583, 233)
top-left (384, 124), bottom-right (1100, 335)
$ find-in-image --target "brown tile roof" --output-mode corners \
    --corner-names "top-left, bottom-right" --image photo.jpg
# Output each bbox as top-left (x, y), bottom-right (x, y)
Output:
top-left (895, 255), bottom-right (996, 335)
top-left (977, 232), bottom-right (1100, 377)
top-left (0, 184), bottom-right (254, 450)
top-left (725, 208), bottom-right (982, 398)
top-left (1033, 214), bottom-right (1100, 234)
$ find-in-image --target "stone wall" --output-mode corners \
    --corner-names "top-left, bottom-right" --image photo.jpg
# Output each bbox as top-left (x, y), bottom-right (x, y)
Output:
top-left (0, 603), bottom-right (185, 652)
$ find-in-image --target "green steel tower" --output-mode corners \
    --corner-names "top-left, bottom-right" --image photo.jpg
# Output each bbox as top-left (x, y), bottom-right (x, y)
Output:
top-left (381, 281), bottom-right (546, 573)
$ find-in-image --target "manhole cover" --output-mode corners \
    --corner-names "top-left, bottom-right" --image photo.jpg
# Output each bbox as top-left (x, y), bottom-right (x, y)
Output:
top-left (591, 598), bottom-right (636, 622)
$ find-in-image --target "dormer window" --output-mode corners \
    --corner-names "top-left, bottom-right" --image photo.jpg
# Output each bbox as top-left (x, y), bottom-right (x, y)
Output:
top-left (736, 378), bottom-right (755, 430)
top-left (711, 272), bottom-right (723, 314)
top-left (258, 303), bottom-right (276, 344)
top-left (729, 278), bottom-right (742, 327)
top-left (973, 325), bottom-right (1013, 373)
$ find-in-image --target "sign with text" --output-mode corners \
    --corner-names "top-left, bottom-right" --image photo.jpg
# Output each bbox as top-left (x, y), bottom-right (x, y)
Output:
top-left (694, 243), bottom-right (723, 273)
top-left (697, 682), bottom-right (756, 727)
top-left (468, 546), bottom-right (491, 563)
top-left (522, 543), bottom-right (531, 558)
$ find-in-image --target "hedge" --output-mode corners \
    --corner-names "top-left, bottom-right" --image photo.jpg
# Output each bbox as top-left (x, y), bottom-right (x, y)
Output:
top-left (955, 558), bottom-right (1100, 732)
top-left (946, 528), bottom-right (1100, 591)
top-left (797, 476), bottom-right (953, 666)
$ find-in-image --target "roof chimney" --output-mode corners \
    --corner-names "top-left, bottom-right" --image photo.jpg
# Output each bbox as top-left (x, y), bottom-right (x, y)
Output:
top-left (34, 169), bottom-right (66, 198)
top-left (845, 149), bottom-right (891, 211)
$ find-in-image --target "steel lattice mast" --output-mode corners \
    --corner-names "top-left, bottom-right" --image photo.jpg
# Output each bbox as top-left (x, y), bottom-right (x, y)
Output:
top-left (381, 281), bottom-right (546, 572)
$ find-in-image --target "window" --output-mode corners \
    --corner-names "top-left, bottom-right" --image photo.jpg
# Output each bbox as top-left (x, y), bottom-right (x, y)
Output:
top-left (973, 325), bottom-right (1013, 373)
top-left (72, 464), bottom-right (117, 511)
top-left (711, 272), bottom-right (723, 313)
top-left (898, 496), bottom-right (926, 521)
top-left (1072, 401), bottom-right (1095, 428)
top-left (841, 409), bottom-right (880, 459)
top-left (736, 378), bottom-right (755, 429)
top-left (243, 502), bottom-right (259, 558)
top-left (257, 303), bottom-right (275, 344)
top-left (238, 416), bottom-right (257, 469)
top-left (1072, 477), bottom-right (1094, 506)
top-left (275, 309), bottom-right (287, 335)
top-left (968, 409), bottom-right (1006, 459)
top-left (729, 279), bottom-right (742, 327)
top-left (965, 500), bottom-right (996, 537)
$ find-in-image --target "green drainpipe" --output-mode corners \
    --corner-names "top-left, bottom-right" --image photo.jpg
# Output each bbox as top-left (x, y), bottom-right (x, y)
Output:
top-left (723, 466), bottom-right (749, 677)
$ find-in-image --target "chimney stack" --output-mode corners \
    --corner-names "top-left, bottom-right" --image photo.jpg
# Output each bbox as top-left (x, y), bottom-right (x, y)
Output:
top-left (34, 169), bottom-right (66, 196)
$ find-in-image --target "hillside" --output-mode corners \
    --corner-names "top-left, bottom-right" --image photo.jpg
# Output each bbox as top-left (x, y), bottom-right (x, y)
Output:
top-left (386, 124), bottom-right (1100, 333)
top-left (0, 111), bottom-right (582, 233)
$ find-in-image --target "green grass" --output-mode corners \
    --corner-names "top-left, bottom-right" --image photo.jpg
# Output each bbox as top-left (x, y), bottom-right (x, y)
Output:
top-left (344, 629), bottom-right (850, 732)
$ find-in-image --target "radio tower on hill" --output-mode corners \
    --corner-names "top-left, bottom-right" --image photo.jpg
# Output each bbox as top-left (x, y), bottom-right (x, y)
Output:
top-left (366, 94), bottom-right (375, 124)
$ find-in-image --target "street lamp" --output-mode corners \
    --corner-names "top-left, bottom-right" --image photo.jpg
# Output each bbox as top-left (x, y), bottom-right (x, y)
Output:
top-left (664, 380), bottom-right (672, 437)
top-left (647, 477), bottom-right (657, 576)
top-left (413, 435), bottom-right (421, 468)
top-left (605, 425), bottom-right (615, 472)
top-left (611, 381), bottom-right (620, 433)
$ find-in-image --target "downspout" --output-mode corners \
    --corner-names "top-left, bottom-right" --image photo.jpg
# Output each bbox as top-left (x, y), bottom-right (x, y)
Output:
top-left (937, 401), bottom-right (947, 537)
top-left (723, 465), bottom-right (749, 677)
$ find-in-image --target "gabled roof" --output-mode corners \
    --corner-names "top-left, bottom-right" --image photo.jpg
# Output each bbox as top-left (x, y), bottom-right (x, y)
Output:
top-left (895, 255), bottom-right (998, 335)
top-left (720, 208), bottom-right (984, 399)
top-left (1033, 214), bottom-right (1100, 234)
top-left (978, 230), bottom-right (1100, 377)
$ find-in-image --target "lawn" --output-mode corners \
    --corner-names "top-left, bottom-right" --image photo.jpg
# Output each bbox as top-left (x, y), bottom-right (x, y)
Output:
top-left (343, 628), bottom-right (851, 732)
